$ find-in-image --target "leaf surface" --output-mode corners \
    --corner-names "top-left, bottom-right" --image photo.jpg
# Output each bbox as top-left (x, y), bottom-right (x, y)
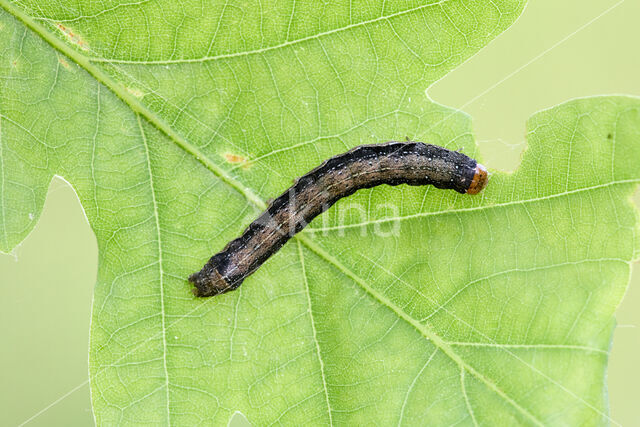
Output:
top-left (1, 0), bottom-right (638, 424)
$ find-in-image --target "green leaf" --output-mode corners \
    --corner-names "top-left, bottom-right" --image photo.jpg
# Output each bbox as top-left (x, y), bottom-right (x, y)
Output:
top-left (1, 0), bottom-right (638, 425)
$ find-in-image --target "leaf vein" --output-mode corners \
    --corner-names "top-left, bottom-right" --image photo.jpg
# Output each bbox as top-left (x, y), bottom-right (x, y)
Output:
top-left (297, 234), bottom-right (543, 425)
top-left (137, 114), bottom-right (171, 425)
top-left (86, 0), bottom-right (456, 64)
top-left (297, 240), bottom-right (334, 426)
top-left (307, 179), bottom-right (640, 233)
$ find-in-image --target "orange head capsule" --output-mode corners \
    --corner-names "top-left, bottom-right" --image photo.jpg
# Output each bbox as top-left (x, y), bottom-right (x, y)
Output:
top-left (466, 163), bottom-right (488, 195)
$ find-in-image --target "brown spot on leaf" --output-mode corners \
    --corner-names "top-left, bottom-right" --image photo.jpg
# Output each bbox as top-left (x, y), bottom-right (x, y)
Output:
top-left (58, 57), bottom-right (70, 69)
top-left (223, 153), bottom-right (252, 169)
top-left (126, 87), bottom-right (144, 98)
top-left (56, 23), bottom-right (89, 51)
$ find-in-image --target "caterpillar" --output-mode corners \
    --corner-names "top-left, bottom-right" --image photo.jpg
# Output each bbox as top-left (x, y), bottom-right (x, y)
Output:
top-left (189, 141), bottom-right (488, 297)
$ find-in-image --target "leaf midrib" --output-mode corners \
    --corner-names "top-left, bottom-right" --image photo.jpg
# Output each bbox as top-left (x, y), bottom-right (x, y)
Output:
top-left (0, 1), bottom-right (594, 423)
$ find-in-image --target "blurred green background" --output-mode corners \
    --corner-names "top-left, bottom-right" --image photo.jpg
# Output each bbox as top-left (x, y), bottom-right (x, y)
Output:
top-left (1, 0), bottom-right (639, 425)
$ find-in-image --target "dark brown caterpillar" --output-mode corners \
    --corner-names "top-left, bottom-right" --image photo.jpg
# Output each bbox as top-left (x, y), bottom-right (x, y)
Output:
top-left (189, 141), bottom-right (488, 297)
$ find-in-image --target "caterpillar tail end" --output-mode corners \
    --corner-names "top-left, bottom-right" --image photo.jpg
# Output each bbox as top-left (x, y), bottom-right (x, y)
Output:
top-left (466, 163), bottom-right (489, 195)
top-left (188, 268), bottom-right (234, 297)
